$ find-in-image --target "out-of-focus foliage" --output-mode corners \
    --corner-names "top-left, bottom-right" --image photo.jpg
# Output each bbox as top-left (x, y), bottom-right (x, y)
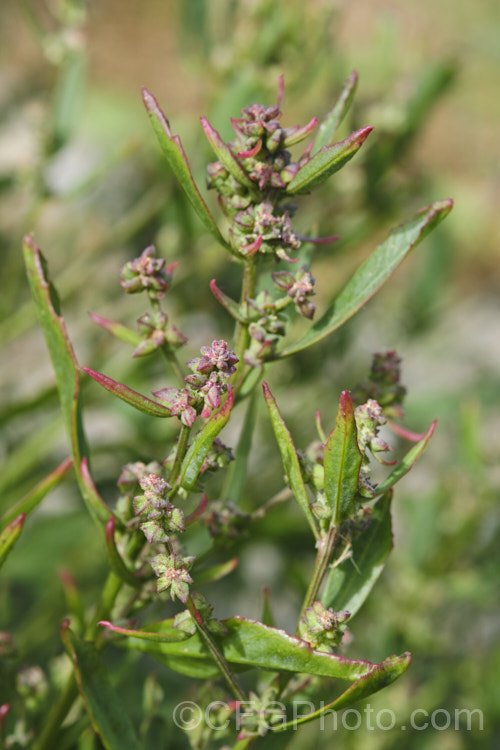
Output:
top-left (1, 1), bottom-right (499, 748)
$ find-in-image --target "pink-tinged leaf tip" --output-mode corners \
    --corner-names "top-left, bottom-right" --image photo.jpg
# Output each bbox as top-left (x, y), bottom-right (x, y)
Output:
top-left (13, 513), bottom-right (26, 530)
top-left (58, 569), bottom-right (76, 588)
top-left (142, 88), bottom-right (173, 134)
top-left (339, 390), bottom-right (354, 417)
top-left (242, 235), bottom-right (262, 256)
top-left (0, 703), bottom-right (9, 722)
top-left (353, 125), bottom-right (373, 145)
top-left (105, 516), bottom-right (115, 542)
top-left (237, 140), bottom-right (262, 159)
top-left (98, 620), bottom-right (113, 630)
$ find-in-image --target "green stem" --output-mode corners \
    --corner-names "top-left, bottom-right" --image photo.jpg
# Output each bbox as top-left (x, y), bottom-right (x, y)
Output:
top-left (168, 423), bottom-right (191, 497)
top-left (296, 526), bottom-right (337, 634)
top-left (232, 260), bottom-right (257, 383)
top-left (187, 595), bottom-right (246, 703)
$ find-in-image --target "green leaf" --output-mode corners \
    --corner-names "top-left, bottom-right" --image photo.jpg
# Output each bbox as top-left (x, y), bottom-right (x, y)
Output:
top-left (61, 623), bottom-right (141, 750)
top-left (99, 621), bottom-right (189, 644)
top-left (0, 514), bottom-right (25, 569)
top-left (23, 237), bottom-right (111, 528)
top-left (323, 391), bottom-right (362, 524)
top-left (262, 382), bottom-right (319, 540)
top-left (201, 116), bottom-right (257, 191)
top-left (102, 616), bottom-right (387, 681)
top-left (81, 367), bottom-right (172, 418)
top-left (180, 388), bottom-right (234, 490)
top-left (375, 420), bottom-right (437, 496)
top-left (1, 457), bottom-right (72, 526)
top-left (313, 70), bottom-right (358, 154)
top-left (23, 236), bottom-right (86, 462)
top-left (286, 126), bottom-right (372, 195)
top-left (210, 279), bottom-right (246, 322)
top-left (322, 493), bottom-right (393, 618)
top-left (89, 313), bottom-right (142, 347)
top-left (281, 200), bottom-right (454, 356)
top-left (142, 89), bottom-right (232, 253)
top-left (277, 649), bottom-right (411, 731)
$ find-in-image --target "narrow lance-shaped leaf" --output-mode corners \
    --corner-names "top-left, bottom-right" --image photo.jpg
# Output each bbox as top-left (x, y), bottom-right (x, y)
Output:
top-left (23, 237), bottom-right (110, 529)
top-left (262, 382), bottom-right (319, 540)
top-left (313, 70), bottom-right (358, 154)
top-left (323, 391), bottom-right (362, 524)
top-left (276, 649), bottom-right (411, 732)
top-left (99, 621), bottom-right (189, 644)
top-left (142, 88), bottom-right (232, 253)
top-left (0, 514), bottom-right (25, 569)
top-left (101, 616), bottom-right (382, 681)
top-left (286, 126), bottom-right (373, 195)
top-left (322, 493), bottom-right (393, 618)
top-left (89, 312), bottom-right (142, 347)
top-left (1, 457), bottom-right (72, 526)
top-left (180, 388), bottom-right (234, 490)
top-left (61, 623), bottom-right (141, 750)
top-left (81, 367), bottom-right (172, 418)
top-left (375, 420), bottom-right (437, 496)
top-left (210, 279), bottom-right (246, 322)
top-left (281, 199), bottom-right (453, 357)
top-left (22, 236), bottom-right (87, 465)
top-left (201, 117), bottom-right (257, 191)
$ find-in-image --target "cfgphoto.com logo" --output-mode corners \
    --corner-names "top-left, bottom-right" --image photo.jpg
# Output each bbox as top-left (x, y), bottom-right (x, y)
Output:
top-left (172, 700), bottom-right (484, 734)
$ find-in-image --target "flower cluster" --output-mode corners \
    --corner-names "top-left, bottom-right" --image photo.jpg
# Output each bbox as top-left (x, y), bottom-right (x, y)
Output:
top-left (228, 200), bottom-right (301, 262)
top-left (202, 499), bottom-right (250, 540)
top-left (354, 399), bottom-right (394, 497)
top-left (133, 311), bottom-right (187, 358)
top-left (199, 438), bottom-right (234, 474)
top-left (299, 601), bottom-right (350, 653)
top-left (272, 265), bottom-right (316, 319)
top-left (241, 290), bottom-right (286, 366)
top-left (133, 473), bottom-right (185, 544)
top-left (149, 552), bottom-right (195, 603)
top-left (120, 246), bottom-right (178, 299)
top-left (238, 686), bottom-right (286, 739)
top-left (115, 460), bottom-right (164, 521)
top-left (154, 340), bottom-right (238, 426)
top-left (130, 473), bottom-right (194, 601)
top-left (205, 82), bottom-right (318, 261)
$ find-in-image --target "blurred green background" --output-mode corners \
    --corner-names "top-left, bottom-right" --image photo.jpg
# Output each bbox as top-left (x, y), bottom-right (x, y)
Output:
top-left (1, 1), bottom-right (499, 748)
